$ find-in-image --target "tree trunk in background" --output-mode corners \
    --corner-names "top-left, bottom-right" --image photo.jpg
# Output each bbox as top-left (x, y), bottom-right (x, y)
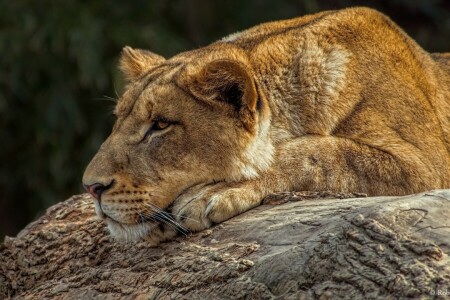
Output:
top-left (1, 190), bottom-right (449, 299)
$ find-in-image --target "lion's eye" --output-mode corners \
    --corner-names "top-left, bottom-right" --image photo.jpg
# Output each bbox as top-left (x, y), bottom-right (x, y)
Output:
top-left (154, 120), bottom-right (169, 130)
top-left (143, 119), bottom-right (171, 141)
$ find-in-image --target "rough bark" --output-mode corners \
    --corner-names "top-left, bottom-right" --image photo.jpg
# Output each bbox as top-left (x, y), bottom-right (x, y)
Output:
top-left (1, 190), bottom-right (449, 299)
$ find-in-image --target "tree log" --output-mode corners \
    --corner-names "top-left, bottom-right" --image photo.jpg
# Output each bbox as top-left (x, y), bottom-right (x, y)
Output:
top-left (1, 190), bottom-right (449, 299)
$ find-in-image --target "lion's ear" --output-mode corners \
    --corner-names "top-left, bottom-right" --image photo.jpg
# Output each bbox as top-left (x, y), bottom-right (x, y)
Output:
top-left (119, 46), bottom-right (165, 82)
top-left (187, 59), bottom-right (258, 116)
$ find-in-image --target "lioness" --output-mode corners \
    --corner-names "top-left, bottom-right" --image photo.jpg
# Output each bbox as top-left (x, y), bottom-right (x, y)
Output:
top-left (83, 7), bottom-right (450, 243)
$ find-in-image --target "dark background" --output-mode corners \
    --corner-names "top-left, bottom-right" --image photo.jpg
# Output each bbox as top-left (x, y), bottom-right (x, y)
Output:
top-left (1, 0), bottom-right (449, 240)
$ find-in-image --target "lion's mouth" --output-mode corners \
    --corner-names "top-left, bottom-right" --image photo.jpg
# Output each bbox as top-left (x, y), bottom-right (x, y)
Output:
top-left (104, 215), bottom-right (124, 225)
top-left (92, 198), bottom-right (106, 220)
top-left (95, 200), bottom-right (189, 237)
top-left (102, 210), bottom-right (188, 242)
top-left (93, 197), bottom-right (136, 226)
top-left (91, 189), bottom-right (191, 238)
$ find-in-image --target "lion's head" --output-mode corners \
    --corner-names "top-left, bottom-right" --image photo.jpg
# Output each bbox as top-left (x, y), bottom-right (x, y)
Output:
top-left (82, 45), bottom-right (273, 240)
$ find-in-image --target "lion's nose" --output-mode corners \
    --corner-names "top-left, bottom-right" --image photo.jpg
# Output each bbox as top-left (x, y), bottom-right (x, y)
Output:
top-left (83, 182), bottom-right (112, 200)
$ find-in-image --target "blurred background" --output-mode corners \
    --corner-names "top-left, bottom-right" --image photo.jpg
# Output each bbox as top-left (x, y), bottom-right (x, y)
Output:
top-left (1, 0), bottom-right (449, 240)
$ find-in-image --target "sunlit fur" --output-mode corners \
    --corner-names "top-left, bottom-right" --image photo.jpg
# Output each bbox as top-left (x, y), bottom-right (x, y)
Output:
top-left (83, 7), bottom-right (450, 243)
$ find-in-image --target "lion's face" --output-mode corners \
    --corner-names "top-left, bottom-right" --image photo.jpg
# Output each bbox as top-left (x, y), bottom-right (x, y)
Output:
top-left (82, 47), bottom-right (273, 240)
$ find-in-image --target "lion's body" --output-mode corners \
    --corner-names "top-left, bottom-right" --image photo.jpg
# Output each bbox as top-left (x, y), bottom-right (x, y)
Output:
top-left (83, 7), bottom-right (450, 243)
top-left (218, 7), bottom-right (450, 194)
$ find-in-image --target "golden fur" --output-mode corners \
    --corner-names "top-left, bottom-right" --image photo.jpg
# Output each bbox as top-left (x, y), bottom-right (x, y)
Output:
top-left (83, 7), bottom-right (450, 243)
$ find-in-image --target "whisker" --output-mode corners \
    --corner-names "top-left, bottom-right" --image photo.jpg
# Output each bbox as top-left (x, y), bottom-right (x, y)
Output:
top-left (135, 199), bottom-right (196, 236)
top-left (152, 210), bottom-right (189, 235)
top-left (103, 95), bottom-right (119, 101)
top-left (143, 202), bottom-right (199, 224)
top-left (113, 83), bottom-right (120, 100)
top-left (151, 214), bottom-right (184, 234)
top-left (161, 211), bottom-right (200, 223)
top-left (146, 192), bottom-right (165, 199)
top-left (94, 95), bottom-right (119, 103)
top-left (140, 208), bottom-right (180, 229)
top-left (141, 205), bottom-right (190, 236)
top-left (137, 191), bottom-right (201, 223)
top-left (137, 212), bottom-right (152, 224)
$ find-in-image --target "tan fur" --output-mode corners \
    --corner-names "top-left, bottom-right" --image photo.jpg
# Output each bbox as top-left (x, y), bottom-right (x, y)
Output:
top-left (83, 7), bottom-right (450, 243)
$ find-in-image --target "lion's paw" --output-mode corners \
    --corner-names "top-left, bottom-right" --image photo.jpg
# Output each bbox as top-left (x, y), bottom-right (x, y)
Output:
top-left (171, 182), bottom-right (260, 233)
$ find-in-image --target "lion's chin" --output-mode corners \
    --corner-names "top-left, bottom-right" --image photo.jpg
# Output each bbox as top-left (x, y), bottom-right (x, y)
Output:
top-left (105, 218), bottom-right (153, 242)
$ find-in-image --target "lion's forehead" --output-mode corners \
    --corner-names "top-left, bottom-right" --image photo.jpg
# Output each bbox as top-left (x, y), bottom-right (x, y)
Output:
top-left (114, 63), bottom-right (185, 120)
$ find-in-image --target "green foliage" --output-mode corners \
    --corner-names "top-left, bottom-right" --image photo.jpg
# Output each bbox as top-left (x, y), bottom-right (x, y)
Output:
top-left (1, 0), bottom-right (449, 238)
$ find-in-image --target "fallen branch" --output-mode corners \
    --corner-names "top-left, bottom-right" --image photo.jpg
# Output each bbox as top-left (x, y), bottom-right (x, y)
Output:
top-left (1, 190), bottom-right (449, 299)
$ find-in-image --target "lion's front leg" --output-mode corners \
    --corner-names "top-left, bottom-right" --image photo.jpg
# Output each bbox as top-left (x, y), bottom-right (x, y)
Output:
top-left (170, 181), bottom-right (265, 232)
top-left (168, 135), bottom-right (421, 237)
